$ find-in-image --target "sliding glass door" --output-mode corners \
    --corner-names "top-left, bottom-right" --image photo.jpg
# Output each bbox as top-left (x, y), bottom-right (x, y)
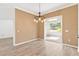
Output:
top-left (44, 16), bottom-right (62, 43)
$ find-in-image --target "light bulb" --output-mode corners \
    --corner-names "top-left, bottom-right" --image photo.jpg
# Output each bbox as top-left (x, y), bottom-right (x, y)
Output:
top-left (34, 19), bottom-right (38, 23)
top-left (41, 20), bottom-right (44, 23)
top-left (38, 17), bottom-right (41, 21)
top-left (34, 19), bottom-right (36, 22)
top-left (36, 20), bottom-right (38, 23)
top-left (41, 20), bottom-right (45, 23)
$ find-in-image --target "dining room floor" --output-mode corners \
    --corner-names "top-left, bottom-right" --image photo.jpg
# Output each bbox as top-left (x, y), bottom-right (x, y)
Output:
top-left (0, 38), bottom-right (79, 56)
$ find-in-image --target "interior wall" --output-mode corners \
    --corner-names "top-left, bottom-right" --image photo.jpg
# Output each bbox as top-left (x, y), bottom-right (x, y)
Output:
top-left (39, 5), bottom-right (78, 46)
top-left (0, 20), bottom-right (13, 38)
top-left (0, 6), bottom-right (14, 39)
top-left (37, 22), bottom-right (44, 39)
top-left (15, 9), bottom-right (37, 44)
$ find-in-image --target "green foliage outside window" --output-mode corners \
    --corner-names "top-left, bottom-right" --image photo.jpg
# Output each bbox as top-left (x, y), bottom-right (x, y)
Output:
top-left (50, 22), bottom-right (61, 32)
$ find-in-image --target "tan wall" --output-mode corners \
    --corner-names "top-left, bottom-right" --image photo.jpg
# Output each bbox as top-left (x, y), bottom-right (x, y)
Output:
top-left (15, 9), bottom-right (37, 44)
top-left (39, 5), bottom-right (78, 46)
top-left (37, 22), bottom-right (44, 39)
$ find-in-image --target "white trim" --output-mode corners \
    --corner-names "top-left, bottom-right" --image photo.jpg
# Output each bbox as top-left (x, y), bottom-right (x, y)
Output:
top-left (45, 39), bottom-right (78, 48)
top-left (15, 7), bottom-right (38, 16)
top-left (64, 43), bottom-right (77, 49)
top-left (0, 37), bottom-right (13, 39)
top-left (14, 39), bottom-right (37, 46)
top-left (13, 8), bottom-right (15, 46)
top-left (41, 4), bottom-right (77, 15)
top-left (44, 16), bottom-right (63, 43)
top-left (78, 4), bottom-right (79, 52)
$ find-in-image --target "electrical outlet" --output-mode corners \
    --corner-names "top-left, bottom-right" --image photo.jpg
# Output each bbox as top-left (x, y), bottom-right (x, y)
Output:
top-left (17, 30), bottom-right (20, 32)
top-left (65, 30), bottom-right (69, 32)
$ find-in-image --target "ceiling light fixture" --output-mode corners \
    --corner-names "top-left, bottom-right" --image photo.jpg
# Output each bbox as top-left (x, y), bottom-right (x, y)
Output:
top-left (34, 3), bottom-right (44, 23)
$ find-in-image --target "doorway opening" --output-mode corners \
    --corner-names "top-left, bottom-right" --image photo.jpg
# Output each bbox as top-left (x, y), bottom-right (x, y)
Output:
top-left (44, 16), bottom-right (62, 43)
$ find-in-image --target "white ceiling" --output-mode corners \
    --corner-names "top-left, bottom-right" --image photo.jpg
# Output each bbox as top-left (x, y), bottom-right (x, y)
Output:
top-left (0, 3), bottom-right (75, 15)
top-left (13, 3), bottom-right (67, 14)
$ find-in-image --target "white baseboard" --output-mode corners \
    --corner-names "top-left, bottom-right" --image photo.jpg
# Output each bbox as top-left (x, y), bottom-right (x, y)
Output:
top-left (64, 44), bottom-right (77, 49)
top-left (14, 38), bottom-right (78, 50)
top-left (0, 37), bottom-right (13, 39)
top-left (14, 39), bottom-right (37, 46)
top-left (45, 39), bottom-right (78, 48)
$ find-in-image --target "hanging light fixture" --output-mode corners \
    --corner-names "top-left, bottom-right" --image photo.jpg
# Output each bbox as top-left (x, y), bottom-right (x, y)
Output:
top-left (34, 3), bottom-right (44, 23)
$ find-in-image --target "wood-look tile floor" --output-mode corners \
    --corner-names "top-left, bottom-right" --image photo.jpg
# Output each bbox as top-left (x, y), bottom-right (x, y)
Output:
top-left (0, 38), bottom-right (79, 56)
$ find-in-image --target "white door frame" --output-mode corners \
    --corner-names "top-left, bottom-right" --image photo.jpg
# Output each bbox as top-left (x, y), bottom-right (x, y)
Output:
top-left (78, 4), bottom-right (79, 52)
top-left (44, 15), bottom-right (63, 42)
top-left (13, 8), bottom-right (16, 46)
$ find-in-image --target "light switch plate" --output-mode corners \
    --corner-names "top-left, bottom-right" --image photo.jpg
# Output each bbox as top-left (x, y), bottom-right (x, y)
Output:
top-left (65, 30), bottom-right (69, 32)
top-left (17, 30), bottom-right (20, 32)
